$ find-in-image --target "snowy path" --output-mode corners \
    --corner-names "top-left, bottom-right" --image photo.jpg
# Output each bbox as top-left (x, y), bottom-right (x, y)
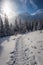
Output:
top-left (15, 36), bottom-right (38, 65)
top-left (15, 36), bottom-right (30, 65)
top-left (7, 36), bottom-right (30, 65)
top-left (15, 36), bottom-right (31, 65)
top-left (8, 36), bottom-right (37, 65)
top-left (7, 36), bottom-right (24, 65)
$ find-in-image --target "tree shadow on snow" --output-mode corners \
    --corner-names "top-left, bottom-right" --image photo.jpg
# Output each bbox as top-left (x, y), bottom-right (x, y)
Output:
top-left (0, 44), bottom-right (4, 56)
top-left (0, 36), bottom-right (10, 44)
top-left (0, 36), bottom-right (10, 56)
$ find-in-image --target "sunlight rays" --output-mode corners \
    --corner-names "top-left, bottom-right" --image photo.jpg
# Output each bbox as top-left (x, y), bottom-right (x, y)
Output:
top-left (1, 0), bottom-right (17, 19)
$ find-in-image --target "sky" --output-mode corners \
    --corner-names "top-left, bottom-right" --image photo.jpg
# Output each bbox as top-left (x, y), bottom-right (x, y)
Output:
top-left (0, 0), bottom-right (43, 17)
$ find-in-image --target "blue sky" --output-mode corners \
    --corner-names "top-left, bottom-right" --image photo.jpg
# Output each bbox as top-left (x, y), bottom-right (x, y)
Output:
top-left (0, 0), bottom-right (43, 14)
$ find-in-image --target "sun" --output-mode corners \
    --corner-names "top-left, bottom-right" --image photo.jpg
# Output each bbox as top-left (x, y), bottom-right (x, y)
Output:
top-left (2, 1), bottom-right (17, 19)
top-left (3, 5), bottom-right (10, 16)
top-left (2, 2), bottom-right (11, 17)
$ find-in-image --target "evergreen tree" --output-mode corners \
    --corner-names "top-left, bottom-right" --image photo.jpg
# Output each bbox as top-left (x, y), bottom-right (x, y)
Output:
top-left (4, 15), bottom-right (10, 36)
top-left (19, 18), bottom-right (22, 33)
top-left (10, 23), bottom-right (14, 35)
top-left (0, 15), bottom-right (4, 37)
top-left (14, 19), bottom-right (19, 34)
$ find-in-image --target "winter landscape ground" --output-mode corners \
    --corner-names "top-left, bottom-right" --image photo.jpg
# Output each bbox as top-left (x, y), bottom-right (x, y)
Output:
top-left (0, 0), bottom-right (43, 65)
top-left (0, 30), bottom-right (43, 65)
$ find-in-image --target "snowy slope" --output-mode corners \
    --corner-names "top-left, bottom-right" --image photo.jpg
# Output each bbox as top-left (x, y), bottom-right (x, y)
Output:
top-left (0, 35), bottom-right (21, 65)
top-left (0, 30), bottom-right (43, 65)
top-left (22, 30), bottom-right (43, 65)
top-left (7, 30), bottom-right (43, 65)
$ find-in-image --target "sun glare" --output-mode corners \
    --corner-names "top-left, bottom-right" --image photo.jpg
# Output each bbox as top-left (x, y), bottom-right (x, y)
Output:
top-left (3, 4), bottom-right (10, 15)
top-left (2, 1), bottom-right (17, 19)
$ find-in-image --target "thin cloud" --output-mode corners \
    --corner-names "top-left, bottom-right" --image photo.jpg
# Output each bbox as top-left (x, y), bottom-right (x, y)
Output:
top-left (30, 0), bottom-right (38, 9)
top-left (19, 0), bottom-right (38, 9)
top-left (20, 0), bottom-right (27, 4)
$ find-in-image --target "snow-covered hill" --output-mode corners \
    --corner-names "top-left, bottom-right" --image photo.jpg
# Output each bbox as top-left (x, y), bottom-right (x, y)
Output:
top-left (0, 30), bottom-right (43, 65)
top-left (7, 30), bottom-right (43, 65)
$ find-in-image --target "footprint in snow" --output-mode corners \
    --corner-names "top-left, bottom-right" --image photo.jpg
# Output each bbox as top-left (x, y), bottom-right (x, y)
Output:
top-left (10, 51), bottom-right (14, 54)
top-left (13, 38), bottom-right (16, 40)
top-left (29, 55), bottom-right (37, 65)
top-left (40, 45), bottom-right (42, 48)
top-left (41, 48), bottom-right (43, 50)
top-left (10, 56), bottom-right (14, 58)
top-left (10, 50), bottom-right (16, 54)
top-left (31, 51), bottom-right (33, 54)
top-left (34, 46), bottom-right (37, 49)
top-left (31, 46), bottom-right (37, 49)
top-left (37, 41), bottom-right (43, 43)
top-left (25, 48), bottom-right (29, 51)
top-left (28, 38), bottom-right (29, 40)
top-left (38, 51), bottom-right (40, 54)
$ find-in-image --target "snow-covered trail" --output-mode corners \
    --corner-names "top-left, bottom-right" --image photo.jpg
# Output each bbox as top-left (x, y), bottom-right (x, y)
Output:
top-left (8, 36), bottom-right (33, 65)
top-left (15, 36), bottom-right (24, 65)
top-left (15, 36), bottom-right (31, 65)
top-left (11, 36), bottom-right (37, 65)
top-left (15, 36), bottom-right (29, 65)
top-left (7, 36), bottom-right (25, 65)
top-left (16, 36), bottom-right (30, 65)
top-left (7, 35), bottom-right (29, 65)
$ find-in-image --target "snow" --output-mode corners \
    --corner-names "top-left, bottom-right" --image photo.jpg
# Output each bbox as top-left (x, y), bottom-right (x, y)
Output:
top-left (22, 30), bottom-right (43, 65)
top-left (0, 30), bottom-right (43, 65)
top-left (0, 35), bottom-right (21, 65)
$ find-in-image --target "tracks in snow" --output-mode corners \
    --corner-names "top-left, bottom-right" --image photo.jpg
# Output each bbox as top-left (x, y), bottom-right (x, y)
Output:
top-left (7, 36), bottom-right (38, 65)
